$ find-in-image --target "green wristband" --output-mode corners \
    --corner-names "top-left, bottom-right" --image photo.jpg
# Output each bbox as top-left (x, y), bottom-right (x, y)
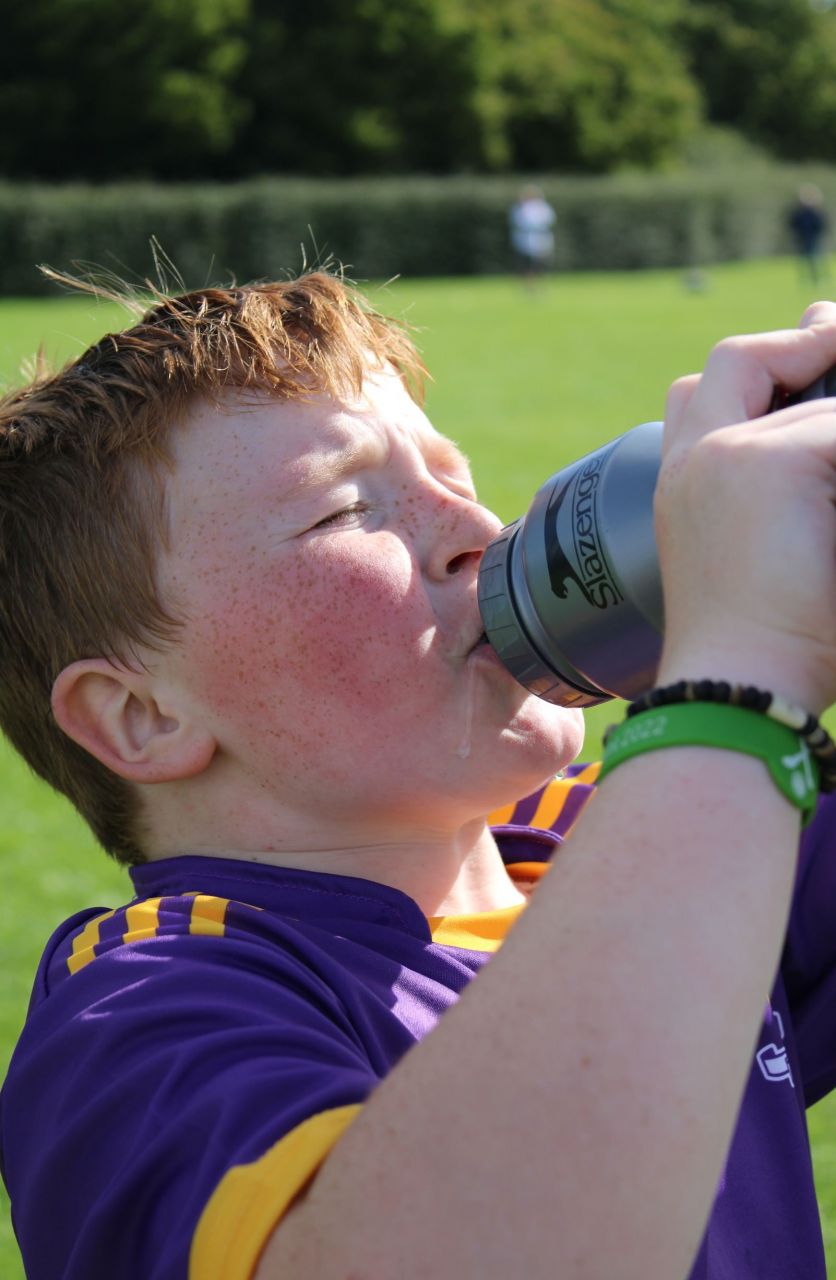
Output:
top-left (599, 701), bottom-right (820, 824)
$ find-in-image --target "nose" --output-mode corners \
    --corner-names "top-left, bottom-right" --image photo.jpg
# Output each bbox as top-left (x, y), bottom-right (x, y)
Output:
top-left (423, 488), bottom-right (504, 583)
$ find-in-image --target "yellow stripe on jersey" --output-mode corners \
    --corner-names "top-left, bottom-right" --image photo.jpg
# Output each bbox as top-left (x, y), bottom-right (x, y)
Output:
top-left (488, 766), bottom-right (600, 834)
top-left (122, 898), bottom-right (162, 946)
top-left (487, 799), bottom-right (516, 825)
top-left (66, 893), bottom-right (260, 977)
top-left (189, 1104), bottom-right (362, 1280)
top-left (505, 861), bottom-right (550, 884)
top-left (427, 903), bottom-right (525, 952)
top-left (529, 767), bottom-right (598, 830)
top-left (529, 778), bottom-right (572, 831)
top-left (188, 895), bottom-right (229, 937)
top-left (572, 761), bottom-right (601, 785)
top-left (67, 909), bottom-right (118, 975)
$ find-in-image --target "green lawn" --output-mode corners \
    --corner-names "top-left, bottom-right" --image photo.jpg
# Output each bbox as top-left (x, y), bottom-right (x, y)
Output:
top-left (2, 258), bottom-right (836, 1274)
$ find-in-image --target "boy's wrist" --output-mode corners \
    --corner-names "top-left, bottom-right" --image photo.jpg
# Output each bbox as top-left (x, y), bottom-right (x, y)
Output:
top-left (656, 639), bottom-right (832, 718)
top-left (600, 700), bottom-right (819, 824)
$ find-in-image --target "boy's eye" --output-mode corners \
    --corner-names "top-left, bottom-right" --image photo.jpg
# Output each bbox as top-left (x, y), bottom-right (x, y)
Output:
top-left (312, 501), bottom-right (369, 530)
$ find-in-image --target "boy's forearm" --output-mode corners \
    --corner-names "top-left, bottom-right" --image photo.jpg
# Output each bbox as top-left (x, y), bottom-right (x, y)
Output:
top-left (258, 749), bottom-right (798, 1280)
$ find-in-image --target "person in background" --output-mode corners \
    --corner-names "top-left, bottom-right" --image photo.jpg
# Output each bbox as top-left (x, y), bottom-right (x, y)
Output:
top-left (788, 184), bottom-right (830, 284)
top-left (509, 184), bottom-right (556, 284)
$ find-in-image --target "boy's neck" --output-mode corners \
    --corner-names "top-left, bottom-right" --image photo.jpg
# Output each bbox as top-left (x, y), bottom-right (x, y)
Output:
top-left (148, 817), bottom-right (525, 919)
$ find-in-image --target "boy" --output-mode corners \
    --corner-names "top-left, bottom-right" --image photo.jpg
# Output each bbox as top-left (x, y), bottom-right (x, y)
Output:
top-left (3, 271), bottom-right (836, 1279)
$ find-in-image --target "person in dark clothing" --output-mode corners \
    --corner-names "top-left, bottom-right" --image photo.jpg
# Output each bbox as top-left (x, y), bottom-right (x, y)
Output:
top-left (789, 184), bottom-right (830, 284)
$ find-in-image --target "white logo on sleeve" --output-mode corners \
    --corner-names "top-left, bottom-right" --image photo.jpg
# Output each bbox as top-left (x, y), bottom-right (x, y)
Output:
top-left (756, 1009), bottom-right (794, 1088)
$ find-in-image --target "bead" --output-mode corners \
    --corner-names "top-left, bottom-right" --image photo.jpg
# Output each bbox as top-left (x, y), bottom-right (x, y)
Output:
top-left (627, 680), bottom-right (835, 796)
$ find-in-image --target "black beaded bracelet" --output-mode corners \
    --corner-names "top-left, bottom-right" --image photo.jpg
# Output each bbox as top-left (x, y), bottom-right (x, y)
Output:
top-left (624, 680), bottom-right (836, 794)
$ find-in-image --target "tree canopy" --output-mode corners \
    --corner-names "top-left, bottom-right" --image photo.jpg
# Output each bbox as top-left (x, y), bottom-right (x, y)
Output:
top-left (676, 0), bottom-right (836, 163)
top-left (0, 0), bottom-right (249, 180)
top-left (2, 0), bottom-right (836, 179)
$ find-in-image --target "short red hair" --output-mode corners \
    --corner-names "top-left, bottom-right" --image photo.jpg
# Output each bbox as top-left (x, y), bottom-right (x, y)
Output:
top-left (0, 272), bottom-right (426, 863)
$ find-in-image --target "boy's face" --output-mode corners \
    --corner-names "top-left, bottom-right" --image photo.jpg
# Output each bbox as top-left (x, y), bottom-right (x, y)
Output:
top-left (157, 368), bottom-right (584, 837)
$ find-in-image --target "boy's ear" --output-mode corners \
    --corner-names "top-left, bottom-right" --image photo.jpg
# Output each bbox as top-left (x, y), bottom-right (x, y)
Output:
top-left (51, 658), bottom-right (216, 784)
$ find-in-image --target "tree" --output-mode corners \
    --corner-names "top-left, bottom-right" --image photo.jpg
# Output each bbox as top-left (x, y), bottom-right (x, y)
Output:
top-left (1, 0), bottom-right (700, 180)
top-left (443, 0), bottom-right (700, 172)
top-left (677, 0), bottom-right (836, 162)
top-left (227, 0), bottom-right (481, 175)
top-left (0, 0), bottom-right (249, 180)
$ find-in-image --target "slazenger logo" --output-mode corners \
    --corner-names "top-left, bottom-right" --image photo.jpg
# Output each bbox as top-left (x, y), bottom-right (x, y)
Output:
top-left (545, 452), bottom-right (622, 610)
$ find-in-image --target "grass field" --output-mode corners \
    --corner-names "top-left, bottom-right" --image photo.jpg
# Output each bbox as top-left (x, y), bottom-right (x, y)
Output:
top-left (3, 258), bottom-right (836, 1274)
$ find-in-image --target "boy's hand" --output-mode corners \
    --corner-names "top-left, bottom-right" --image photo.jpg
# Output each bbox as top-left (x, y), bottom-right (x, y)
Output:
top-left (654, 302), bottom-right (836, 713)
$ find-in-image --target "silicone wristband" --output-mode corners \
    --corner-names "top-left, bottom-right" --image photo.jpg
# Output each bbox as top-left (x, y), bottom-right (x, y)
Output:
top-left (599, 701), bottom-right (820, 824)
top-left (623, 679), bottom-right (836, 793)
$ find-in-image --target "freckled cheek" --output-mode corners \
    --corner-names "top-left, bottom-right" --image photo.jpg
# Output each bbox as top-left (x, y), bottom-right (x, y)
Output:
top-left (182, 548), bottom-right (425, 715)
top-left (293, 552), bottom-right (430, 704)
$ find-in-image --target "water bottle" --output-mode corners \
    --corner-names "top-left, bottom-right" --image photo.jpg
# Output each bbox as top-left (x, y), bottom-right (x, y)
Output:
top-left (476, 370), bottom-right (836, 706)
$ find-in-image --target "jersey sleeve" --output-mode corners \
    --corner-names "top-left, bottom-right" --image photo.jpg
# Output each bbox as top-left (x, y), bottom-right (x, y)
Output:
top-left (1, 897), bottom-right (378, 1280)
top-left (781, 791), bottom-right (836, 1105)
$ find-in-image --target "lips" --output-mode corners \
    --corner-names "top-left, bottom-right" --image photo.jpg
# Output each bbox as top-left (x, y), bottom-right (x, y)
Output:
top-left (462, 626), bottom-right (487, 655)
top-left (455, 609), bottom-right (490, 661)
top-left (464, 630), bottom-right (493, 661)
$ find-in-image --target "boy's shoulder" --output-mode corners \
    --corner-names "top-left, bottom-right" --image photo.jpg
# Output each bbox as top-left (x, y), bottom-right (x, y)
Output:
top-left (26, 767), bottom-right (602, 1012)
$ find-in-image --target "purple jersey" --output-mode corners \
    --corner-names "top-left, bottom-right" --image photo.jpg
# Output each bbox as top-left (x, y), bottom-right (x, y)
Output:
top-left (1, 764), bottom-right (833, 1279)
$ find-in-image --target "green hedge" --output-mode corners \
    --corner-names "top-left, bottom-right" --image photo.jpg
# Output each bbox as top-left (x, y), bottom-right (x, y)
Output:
top-left (1, 168), bottom-right (835, 294)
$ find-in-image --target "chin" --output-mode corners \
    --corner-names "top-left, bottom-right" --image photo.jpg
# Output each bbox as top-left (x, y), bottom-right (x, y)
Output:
top-left (490, 703), bottom-right (585, 791)
top-left (514, 697), bottom-right (584, 757)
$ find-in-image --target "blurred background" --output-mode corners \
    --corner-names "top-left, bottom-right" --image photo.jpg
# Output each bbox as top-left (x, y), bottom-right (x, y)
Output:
top-left (4, 0), bottom-right (836, 288)
top-left (4, 1), bottom-right (836, 1275)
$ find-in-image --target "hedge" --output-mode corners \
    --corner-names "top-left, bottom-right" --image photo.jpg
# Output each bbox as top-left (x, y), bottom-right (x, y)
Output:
top-left (1, 168), bottom-right (835, 294)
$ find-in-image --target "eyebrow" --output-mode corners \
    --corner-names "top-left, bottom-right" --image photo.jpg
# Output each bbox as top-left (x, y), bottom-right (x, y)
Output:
top-left (279, 436), bottom-right (388, 501)
top-left (279, 433), bottom-right (473, 503)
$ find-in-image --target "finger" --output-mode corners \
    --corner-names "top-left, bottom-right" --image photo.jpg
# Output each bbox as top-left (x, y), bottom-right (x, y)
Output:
top-left (799, 300), bottom-right (836, 329)
top-left (751, 394), bottom-right (836, 434)
top-left (676, 320), bottom-right (836, 444)
top-left (662, 374), bottom-right (700, 449)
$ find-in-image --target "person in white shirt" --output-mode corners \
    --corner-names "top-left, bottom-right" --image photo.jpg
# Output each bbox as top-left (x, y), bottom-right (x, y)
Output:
top-left (509, 185), bottom-right (556, 280)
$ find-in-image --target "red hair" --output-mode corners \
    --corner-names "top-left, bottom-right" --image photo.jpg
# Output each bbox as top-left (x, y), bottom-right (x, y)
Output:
top-left (0, 272), bottom-right (426, 862)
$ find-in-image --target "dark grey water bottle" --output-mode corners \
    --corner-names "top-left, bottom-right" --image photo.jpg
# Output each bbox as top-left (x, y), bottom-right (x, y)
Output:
top-left (477, 369), bottom-right (836, 707)
top-left (477, 420), bottom-right (664, 707)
